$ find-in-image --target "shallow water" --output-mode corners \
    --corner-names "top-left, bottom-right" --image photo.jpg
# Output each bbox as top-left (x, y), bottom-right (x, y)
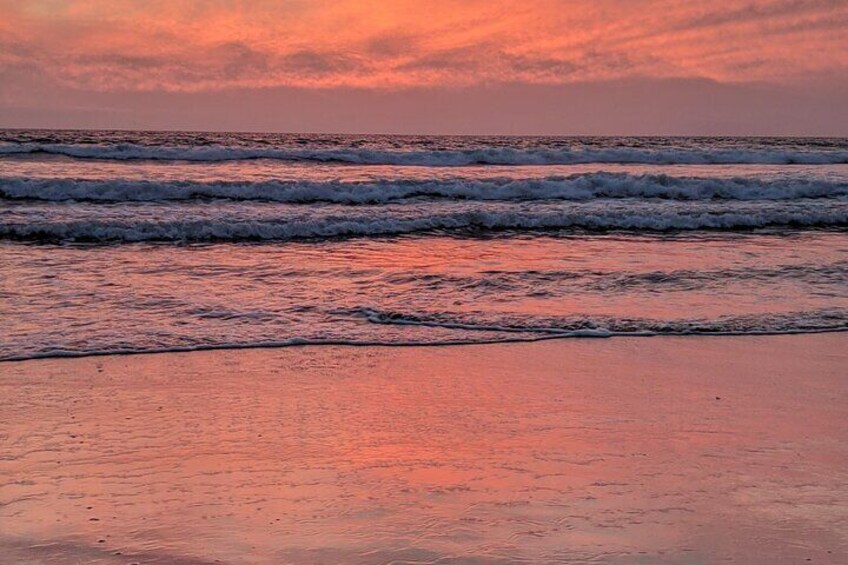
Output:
top-left (2, 232), bottom-right (847, 361)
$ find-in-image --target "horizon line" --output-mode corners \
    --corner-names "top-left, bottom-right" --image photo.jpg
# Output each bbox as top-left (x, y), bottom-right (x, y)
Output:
top-left (3, 127), bottom-right (846, 139)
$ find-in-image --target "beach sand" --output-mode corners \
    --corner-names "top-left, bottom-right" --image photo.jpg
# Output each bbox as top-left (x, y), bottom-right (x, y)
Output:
top-left (1, 335), bottom-right (846, 564)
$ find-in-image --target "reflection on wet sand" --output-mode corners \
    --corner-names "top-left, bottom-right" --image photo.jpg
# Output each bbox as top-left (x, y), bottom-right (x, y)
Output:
top-left (1, 335), bottom-right (846, 563)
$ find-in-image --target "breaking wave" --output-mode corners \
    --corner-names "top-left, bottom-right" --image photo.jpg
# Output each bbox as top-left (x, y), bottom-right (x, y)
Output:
top-left (2, 143), bottom-right (848, 165)
top-left (3, 174), bottom-right (847, 203)
top-left (4, 208), bottom-right (847, 243)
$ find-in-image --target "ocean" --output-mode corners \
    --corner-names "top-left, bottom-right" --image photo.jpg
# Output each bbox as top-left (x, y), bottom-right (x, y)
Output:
top-left (1, 131), bottom-right (847, 361)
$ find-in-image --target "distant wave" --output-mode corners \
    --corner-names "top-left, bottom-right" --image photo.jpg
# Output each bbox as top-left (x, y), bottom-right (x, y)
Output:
top-left (2, 143), bottom-right (847, 165)
top-left (4, 208), bottom-right (847, 243)
top-left (4, 308), bottom-right (846, 362)
top-left (3, 174), bottom-right (847, 204)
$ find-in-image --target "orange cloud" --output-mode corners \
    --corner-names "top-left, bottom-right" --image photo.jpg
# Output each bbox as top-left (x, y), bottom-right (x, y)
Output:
top-left (1, 0), bottom-right (846, 92)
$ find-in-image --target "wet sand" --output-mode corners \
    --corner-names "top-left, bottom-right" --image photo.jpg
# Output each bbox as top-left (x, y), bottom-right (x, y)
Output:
top-left (1, 335), bottom-right (846, 564)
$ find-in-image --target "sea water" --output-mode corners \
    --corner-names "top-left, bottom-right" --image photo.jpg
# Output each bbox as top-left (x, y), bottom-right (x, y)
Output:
top-left (1, 131), bottom-right (846, 360)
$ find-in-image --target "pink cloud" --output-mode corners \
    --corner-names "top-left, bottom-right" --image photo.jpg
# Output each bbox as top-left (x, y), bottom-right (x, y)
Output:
top-left (1, 0), bottom-right (846, 92)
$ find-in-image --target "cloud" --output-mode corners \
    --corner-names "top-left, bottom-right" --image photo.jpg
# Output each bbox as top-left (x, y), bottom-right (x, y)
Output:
top-left (670, 0), bottom-right (844, 32)
top-left (363, 33), bottom-right (419, 58)
top-left (0, 0), bottom-right (845, 93)
top-left (279, 50), bottom-right (364, 77)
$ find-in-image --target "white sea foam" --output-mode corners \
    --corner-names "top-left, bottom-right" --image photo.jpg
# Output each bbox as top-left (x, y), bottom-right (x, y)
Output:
top-left (4, 207), bottom-right (846, 243)
top-left (2, 174), bottom-right (847, 203)
top-left (2, 143), bottom-right (847, 165)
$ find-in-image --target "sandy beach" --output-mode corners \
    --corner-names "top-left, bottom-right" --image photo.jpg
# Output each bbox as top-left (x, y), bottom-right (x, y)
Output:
top-left (1, 335), bottom-right (845, 564)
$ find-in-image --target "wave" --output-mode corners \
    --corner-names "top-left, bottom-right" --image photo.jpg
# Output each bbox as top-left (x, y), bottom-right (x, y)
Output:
top-left (2, 143), bottom-right (847, 165)
top-left (388, 261), bottom-right (848, 294)
top-left (3, 174), bottom-right (847, 203)
top-left (3, 208), bottom-right (846, 243)
top-left (353, 307), bottom-right (848, 336)
top-left (4, 308), bottom-right (846, 362)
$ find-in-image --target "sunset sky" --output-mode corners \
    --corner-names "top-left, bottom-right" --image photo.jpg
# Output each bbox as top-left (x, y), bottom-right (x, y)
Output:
top-left (1, 0), bottom-right (846, 134)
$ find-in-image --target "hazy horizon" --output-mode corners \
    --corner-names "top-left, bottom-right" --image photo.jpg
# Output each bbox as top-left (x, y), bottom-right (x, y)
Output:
top-left (3, 77), bottom-right (848, 136)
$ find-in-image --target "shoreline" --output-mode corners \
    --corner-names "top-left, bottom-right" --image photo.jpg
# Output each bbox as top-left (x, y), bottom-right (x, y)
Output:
top-left (3, 326), bottom-right (848, 364)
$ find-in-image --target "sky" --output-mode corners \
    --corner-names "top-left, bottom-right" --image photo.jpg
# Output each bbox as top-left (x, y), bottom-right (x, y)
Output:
top-left (1, 0), bottom-right (846, 134)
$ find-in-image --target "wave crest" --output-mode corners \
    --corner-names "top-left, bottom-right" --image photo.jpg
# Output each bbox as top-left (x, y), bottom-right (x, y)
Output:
top-left (3, 207), bottom-right (847, 243)
top-left (3, 174), bottom-right (847, 203)
top-left (3, 143), bottom-right (847, 165)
